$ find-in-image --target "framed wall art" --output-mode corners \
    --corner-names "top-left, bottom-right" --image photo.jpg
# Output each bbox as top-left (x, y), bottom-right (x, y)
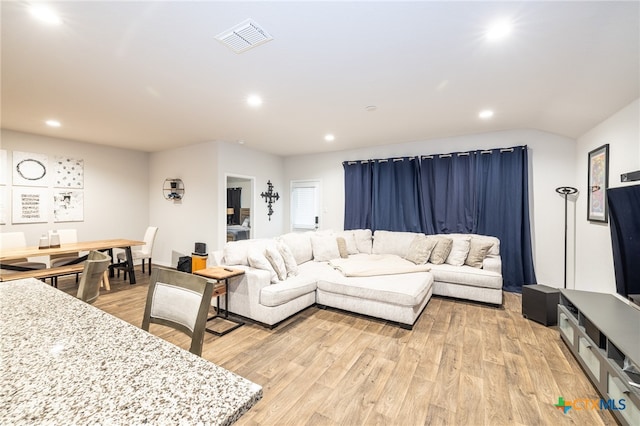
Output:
top-left (12, 187), bottom-right (48, 223)
top-left (587, 143), bottom-right (609, 223)
top-left (0, 150), bottom-right (7, 185)
top-left (12, 151), bottom-right (49, 187)
top-left (0, 187), bottom-right (7, 224)
top-left (53, 156), bottom-right (84, 188)
top-left (53, 190), bottom-right (84, 222)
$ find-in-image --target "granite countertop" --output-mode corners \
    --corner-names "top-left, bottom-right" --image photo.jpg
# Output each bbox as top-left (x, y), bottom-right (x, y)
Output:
top-left (0, 278), bottom-right (262, 425)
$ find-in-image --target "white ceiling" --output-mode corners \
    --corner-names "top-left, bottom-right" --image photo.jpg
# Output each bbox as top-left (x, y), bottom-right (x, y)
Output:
top-left (2, 1), bottom-right (638, 157)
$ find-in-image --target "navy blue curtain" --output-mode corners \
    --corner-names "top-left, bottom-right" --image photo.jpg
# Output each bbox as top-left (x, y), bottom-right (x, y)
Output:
top-left (343, 161), bottom-right (373, 230)
top-left (343, 145), bottom-right (537, 293)
top-left (419, 153), bottom-right (477, 234)
top-left (475, 147), bottom-right (537, 292)
top-left (371, 158), bottom-right (422, 232)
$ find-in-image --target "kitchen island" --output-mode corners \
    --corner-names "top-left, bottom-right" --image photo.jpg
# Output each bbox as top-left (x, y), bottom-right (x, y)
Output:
top-left (0, 278), bottom-right (262, 425)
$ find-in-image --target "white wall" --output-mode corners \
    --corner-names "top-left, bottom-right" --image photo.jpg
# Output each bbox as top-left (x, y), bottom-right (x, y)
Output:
top-left (147, 140), bottom-right (285, 267)
top-left (148, 141), bottom-right (219, 267)
top-left (284, 129), bottom-right (577, 290)
top-left (0, 129), bottom-right (149, 246)
top-left (575, 99), bottom-right (640, 293)
top-left (217, 141), bottom-right (285, 249)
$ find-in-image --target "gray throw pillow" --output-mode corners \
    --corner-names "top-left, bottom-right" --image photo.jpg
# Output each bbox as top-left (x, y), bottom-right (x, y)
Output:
top-left (465, 238), bottom-right (494, 268)
top-left (405, 235), bottom-right (437, 265)
top-left (336, 237), bottom-right (349, 258)
top-left (429, 236), bottom-right (453, 265)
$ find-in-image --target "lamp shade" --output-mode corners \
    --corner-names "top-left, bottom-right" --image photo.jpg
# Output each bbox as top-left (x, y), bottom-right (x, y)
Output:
top-left (227, 208), bottom-right (234, 215)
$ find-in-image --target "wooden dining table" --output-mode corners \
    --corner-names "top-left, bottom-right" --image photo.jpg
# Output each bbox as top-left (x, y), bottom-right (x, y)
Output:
top-left (0, 239), bottom-right (144, 284)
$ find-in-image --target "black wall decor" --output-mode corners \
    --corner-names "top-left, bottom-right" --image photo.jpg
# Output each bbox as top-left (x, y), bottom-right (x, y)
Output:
top-left (260, 180), bottom-right (279, 221)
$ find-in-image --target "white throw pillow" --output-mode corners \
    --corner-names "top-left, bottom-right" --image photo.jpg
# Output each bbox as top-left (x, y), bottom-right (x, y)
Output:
top-left (352, 229), bottom-right (373, 254)
top-left (278, 232), bottom-right (313, 265)
top-left (247, 247), bottom-right (279, 283)
top-left (372, 230), bottom-right (423, 257)
top-left (335, 231), bottom-right (359, 255)
top-left (265, 245), bottom-right (287, 281)
top-left (277, 242), bottom-right (299, 277)
top-left (223, 240), bottom-right (251, 265)
top-left (311, 234), bottom-right (340, 261)
top-left (445, 235), bottom-right (471, 266)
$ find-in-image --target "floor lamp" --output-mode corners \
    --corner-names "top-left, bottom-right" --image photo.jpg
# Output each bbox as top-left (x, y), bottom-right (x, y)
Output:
top-left (555, 186), bottom-right (578, 289)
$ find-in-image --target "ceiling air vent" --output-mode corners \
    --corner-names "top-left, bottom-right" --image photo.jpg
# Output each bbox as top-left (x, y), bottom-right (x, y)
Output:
top-left (215, 19), bottom-right (273, 53)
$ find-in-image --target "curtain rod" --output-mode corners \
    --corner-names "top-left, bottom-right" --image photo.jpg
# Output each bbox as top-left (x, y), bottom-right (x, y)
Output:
top-left (348, 146), bottom-right (525, 163)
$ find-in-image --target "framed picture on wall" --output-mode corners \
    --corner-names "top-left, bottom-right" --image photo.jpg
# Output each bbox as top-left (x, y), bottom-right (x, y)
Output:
top-left (587, 143), bottom-right (609, 223)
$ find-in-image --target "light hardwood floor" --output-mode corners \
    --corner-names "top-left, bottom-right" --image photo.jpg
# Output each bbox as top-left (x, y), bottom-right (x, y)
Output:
top-left (57, 268), bottom-right (616, 425)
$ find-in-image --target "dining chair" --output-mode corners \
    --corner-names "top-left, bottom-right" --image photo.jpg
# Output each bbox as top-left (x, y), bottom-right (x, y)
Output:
top-left (0, 232), bottom-right (47, 271)
top-left (117, 226), bottom-right (158, 279)
top-left (142, 267), bottom-right (213, 357)
top-left (76, 251), bottom-right (111, 304)
top-left (49, 229), bottom-right (81, 286)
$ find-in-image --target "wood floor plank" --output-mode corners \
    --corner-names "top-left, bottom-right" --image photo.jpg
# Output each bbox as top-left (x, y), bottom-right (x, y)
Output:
top-left (482, 360), bottom-right (516, 425)
top-left (455, 373), bottom-right (484, 425)
top-left (414, 330), bottom-right (445, 382)
top-left (48, 270), bottom-right (616, 426)
top-left (373, 345), bottom-right (421, 419)
top-left (460, 326), bottom-right (484, 377)
top-left (429, 342), bottom-right (462, 414)
top-left (503, 352), bottom-right (544, 425)
top-left (396, 375), bottom-right (435, 425)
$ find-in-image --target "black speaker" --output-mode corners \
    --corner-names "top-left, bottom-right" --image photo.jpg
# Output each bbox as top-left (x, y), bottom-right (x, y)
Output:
top-left (621, 170), bottom-right (640, 182)
top-left (194, 242), bottom-right (207, 255)
top-left (522, 284), bottom-right (560, 326)
top-left (177, 256), bottom-right (192, 273)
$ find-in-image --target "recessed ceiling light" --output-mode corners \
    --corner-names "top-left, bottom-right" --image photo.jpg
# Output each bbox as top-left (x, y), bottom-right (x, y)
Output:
top-left (29, 5), bottom-right (62, 25)
top-left (45, 119), bottom-right (61, 128)
top-left (247, 95), bottom-right (262, 107)
top-left (486, 20), bottom-right (512, 40)
top-left (479, 110), bottom-right (494, 119)
top-left (324, 134), bottom-right (335, 142)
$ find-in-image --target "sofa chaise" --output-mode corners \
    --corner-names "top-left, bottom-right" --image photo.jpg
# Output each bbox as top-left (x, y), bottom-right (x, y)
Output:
top-left (211, 229), bottom-right (503, 329)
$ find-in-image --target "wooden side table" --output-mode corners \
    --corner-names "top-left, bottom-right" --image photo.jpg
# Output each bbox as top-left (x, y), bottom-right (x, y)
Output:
top-left (193, 267), bottom-right (245, 336)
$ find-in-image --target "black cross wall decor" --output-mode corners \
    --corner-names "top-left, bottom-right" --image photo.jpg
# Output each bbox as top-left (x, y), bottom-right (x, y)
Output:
top-left (260, 180), bottom-right (280, 221)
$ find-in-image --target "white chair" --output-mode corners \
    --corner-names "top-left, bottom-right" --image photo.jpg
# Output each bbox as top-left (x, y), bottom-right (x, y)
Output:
top-left (0, 232), bottom-right (47, 272)
top-left (117, 226), bottom-right (158, 279)
top-left (48, 229), bottom-right (80, 266)
top-left (76, 251), bottom-right (111, 304)
top-left (48, 229), bottom-right (82, 286)
top-left (142, 267), bottom-right (213, 356)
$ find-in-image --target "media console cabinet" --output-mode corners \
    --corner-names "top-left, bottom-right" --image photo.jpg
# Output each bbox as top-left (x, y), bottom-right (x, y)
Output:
top-left (558, 289), bottom-right (640, 425)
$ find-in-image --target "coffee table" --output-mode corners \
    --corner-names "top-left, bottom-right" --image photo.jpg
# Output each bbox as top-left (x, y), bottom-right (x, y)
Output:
top-left (193, 266), bottom-right (245, 336)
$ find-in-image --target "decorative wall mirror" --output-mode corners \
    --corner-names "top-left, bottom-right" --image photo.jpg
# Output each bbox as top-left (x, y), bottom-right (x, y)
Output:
top-left (225, 175), bottom-right (255, 244)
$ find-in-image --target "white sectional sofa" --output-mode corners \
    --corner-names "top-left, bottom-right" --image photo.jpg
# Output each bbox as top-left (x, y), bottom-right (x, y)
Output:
top-left (210, 229), bottom-right (503, 329)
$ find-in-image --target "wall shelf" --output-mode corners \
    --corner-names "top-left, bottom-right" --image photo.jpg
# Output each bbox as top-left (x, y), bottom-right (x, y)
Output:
top-left (163, 178), bottom-right (184, 201)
